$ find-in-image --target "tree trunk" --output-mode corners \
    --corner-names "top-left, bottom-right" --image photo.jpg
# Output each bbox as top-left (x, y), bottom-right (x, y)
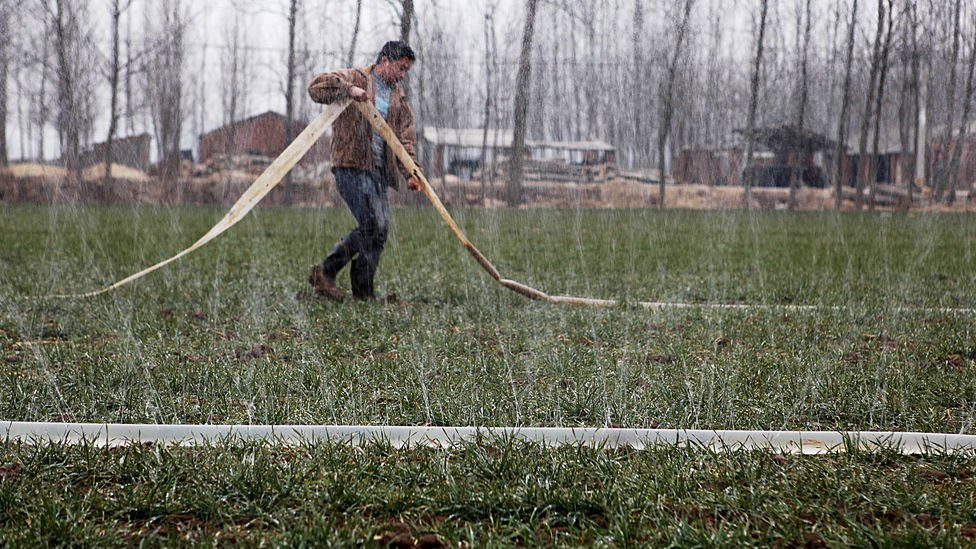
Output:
top-left (897, 0), bottom-right (916, 191)
top-left (125, 12), bottom-right (134, 137)
top-left (284, 0), bottom-right (298, 205)
top-left (632, 0), bottom-right (644, 170)
top-left (479, 2), bottom-right (496, 204)
top-left (37, 34), bottom-right (49, 162)
top-left (15, 62), bottom-right (25, 161)
top-left (148, 0), bottom-right (186, 185)
top-left (508, 0), bottom-right (539, 207)
top-left (915, 61), bottom-right (928, 203)
top-left (742, 0), bottom-right (769, 210)
top-left (551, 5), bottom-right (562, 142)
top-left (935, 0), bottom-right (962, 200)
top-left (569, 3), bottom-right (581, 141)
top-left (868, 0), bottom-right (894, 210)
top-left (834, 0), bottom-right (858, 210)
top-left (221, 14), bottom-right (245, 160)
top-left (400, 0), bottom-right (413, 43)
top-left (946, 10), bottom-right (976, 204)
top-left (855, 0), bottom-right (885, 210)
top-left (54, 0), bottom-right (82, 184)
top-left (657, 0), bottom-right (694, 209)
top-left (346, 0), bottom-right (361, 66)
top-left (0, 1), bottom-right (8, 168)
top-left (584, 2), bottom-right (596, 142)
top-left (104, 0), bottom-right (127, 184)
top-left (789, 0), bottom-right (812, 210)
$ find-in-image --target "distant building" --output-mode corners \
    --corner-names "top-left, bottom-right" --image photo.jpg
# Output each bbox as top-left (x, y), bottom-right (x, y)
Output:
top-left (78, 133), bottom-right (152, 172)
top-left (420, 127), bottom-right (616, 181)
top-left (198, 111), bottom-right (329, 166)
top-left (676, 126), bottom-right (835, 188)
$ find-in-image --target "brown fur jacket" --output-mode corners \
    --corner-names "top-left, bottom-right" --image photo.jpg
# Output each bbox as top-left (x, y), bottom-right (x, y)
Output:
top-left (308, 65), bottom-right (417, 187)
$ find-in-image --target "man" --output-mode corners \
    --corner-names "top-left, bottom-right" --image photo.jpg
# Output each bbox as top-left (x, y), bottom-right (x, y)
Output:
top-left (306, 40), bottom-right (420, 301)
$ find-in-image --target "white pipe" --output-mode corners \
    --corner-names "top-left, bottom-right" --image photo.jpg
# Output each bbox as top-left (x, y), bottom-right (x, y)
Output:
top-left (4, 421), bottom-right (975, 454)
top-left (548, 299), bottom-right (976, 315)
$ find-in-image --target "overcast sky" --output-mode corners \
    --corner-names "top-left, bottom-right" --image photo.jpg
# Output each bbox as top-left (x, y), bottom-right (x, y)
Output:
top-left (7, 0), bottom-right (851, 162)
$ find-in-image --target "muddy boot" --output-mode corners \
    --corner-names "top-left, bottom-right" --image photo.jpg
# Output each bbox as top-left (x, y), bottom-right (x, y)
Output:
top-left (308, 265), bottom-right (344, 302)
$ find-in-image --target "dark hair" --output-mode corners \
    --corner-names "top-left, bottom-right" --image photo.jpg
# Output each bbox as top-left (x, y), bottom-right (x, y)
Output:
top-left (375, 40), bottom-right (416, 64)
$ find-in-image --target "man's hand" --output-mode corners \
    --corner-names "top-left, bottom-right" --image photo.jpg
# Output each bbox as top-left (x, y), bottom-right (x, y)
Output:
top-left (407, 177), bottom-right (422, 191)
top-left (349, 86), bottom-right (368, 102)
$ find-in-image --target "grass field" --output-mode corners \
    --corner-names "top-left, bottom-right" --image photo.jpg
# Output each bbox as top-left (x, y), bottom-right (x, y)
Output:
top-left (2, 203), bottom-right (976, 545)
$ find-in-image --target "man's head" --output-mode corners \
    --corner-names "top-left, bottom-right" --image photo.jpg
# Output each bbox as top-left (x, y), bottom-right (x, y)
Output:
top-left (374, 40), bottom-right (415, 85)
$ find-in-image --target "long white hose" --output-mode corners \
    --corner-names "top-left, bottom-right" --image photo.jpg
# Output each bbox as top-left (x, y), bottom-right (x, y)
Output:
top-left (4, 421), bottom-right (975, 454)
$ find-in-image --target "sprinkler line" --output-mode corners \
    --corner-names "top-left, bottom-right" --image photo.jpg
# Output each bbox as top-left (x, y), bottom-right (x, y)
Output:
top-left (4, 421), bottom-right (976, 455)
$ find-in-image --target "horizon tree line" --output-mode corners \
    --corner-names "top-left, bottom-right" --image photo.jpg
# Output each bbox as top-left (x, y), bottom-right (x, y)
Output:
top-left (1, 0), bottom-right (974, 208)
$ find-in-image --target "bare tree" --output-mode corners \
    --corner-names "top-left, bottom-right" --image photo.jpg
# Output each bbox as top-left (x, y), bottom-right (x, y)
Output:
top-left (867, 0), bottom-right (895, 209)
top-left (934, 0), bottom-right (963, 201)
top-left (401, 0), bottom-right (414, 43)
top-left (743, 0), bottom-right (769, 209)
top-left (479, 0), bottom-right (498, 202)
top-left (346, 0), bottom-right (361, 67)
top-left (897, 0), bottom-right (918, 192)
top-left (145, 0), bottom-right (187, 183)
top-left (657, 0), bottom-right (694, 208)
top-left (854, 0), bottom-right (887, 209)
top-left (0, 0), bottom-right (9, 167)
top-left (946, 10), bottom-right (976, 204)
top-left (789, 0), bottom-right (812, 209)
top-left (51, 0), bottom-right (95, 183)
top-left (220, 13), bottom-right (248, 159)
top-left (34, 25), bottom-right (51, 161)
top-left (378, 0), bottom-right (414, 97)
top-left (630, 0), bottom-right (645, 169)
top-left (834, 0), bottom-right (859, 210)
top-left (508, 0), bottom-right (539, 206)
top-left (283, 0), bottom-right (299, 205)
top-left (104, 0), bottom-right (133, 182)
top-left (124, 8), bottom-right (136, 137)
top-left (549, 1), bottom-right (563, 143)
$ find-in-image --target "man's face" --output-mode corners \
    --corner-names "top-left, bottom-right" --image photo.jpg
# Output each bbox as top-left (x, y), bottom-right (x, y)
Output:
top-left (378, 56), bottom-right (413, 85)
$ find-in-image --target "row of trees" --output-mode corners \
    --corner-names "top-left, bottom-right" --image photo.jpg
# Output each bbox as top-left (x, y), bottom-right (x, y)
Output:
top-left (495, 0), bottom-right (976, 207)
top-left (1, 1), bottom-right (975, 208)
top-left (1, 0), bottom-right (409, 189)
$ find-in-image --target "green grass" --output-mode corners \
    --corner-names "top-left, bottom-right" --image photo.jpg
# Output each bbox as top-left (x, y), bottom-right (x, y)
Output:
top-left (2, 440), bottom-right (976, 546)
top-left (2, 203), bottom-right (976, 544)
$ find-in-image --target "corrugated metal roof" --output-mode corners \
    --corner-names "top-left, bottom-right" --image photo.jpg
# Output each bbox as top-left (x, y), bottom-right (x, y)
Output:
top-left (421, 126), bottom-right (615, 151)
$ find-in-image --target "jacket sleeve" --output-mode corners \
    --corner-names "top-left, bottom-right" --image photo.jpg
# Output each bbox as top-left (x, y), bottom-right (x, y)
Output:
top-left (308, 69), bottom-right (354, 104)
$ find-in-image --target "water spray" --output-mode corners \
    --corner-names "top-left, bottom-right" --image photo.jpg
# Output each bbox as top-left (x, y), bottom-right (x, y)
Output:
top-left (49, 100), bottom-right (976, 317)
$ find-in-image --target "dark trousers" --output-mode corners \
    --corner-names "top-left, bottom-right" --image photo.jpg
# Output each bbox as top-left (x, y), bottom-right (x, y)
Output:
top-left (321, 167), bottom-right (390, 299)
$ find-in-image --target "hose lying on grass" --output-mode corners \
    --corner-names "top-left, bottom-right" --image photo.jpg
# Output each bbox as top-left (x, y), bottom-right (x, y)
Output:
top-left (4, 421), bottom-right (976, 454)
top-left (356, 102), bottom-right (976, 314)
top-left (57, 100), bottom-right (350, 298)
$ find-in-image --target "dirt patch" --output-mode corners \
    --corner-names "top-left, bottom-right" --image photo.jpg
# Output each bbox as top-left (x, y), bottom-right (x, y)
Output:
top-left (82, 163), bottom-right (150, 182)
top-left (431, 178), bottom-right (906, 211)
top-left (2, 163), bottom-right (68, 178)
